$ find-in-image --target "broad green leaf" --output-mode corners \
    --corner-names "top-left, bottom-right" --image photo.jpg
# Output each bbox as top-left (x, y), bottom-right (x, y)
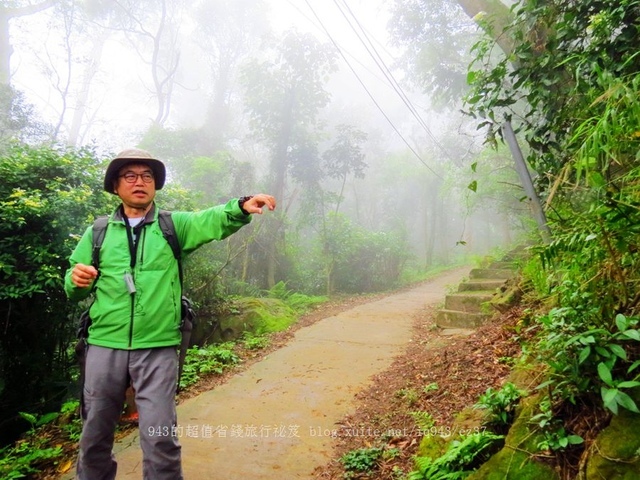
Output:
top-left (609, 344), bottom-right (627, 360)
top-left (615, 391), bottom-right (640, 413)
top-left (628, 360), bottom-right (640, 374)
top-left (617, 381), bottom-right (640, 389)
top-left (578, 346), bottom-right (591, 364)
top-left (616, 314), bottom-right (629, 332)
top-left (601, 387), bottom-right (619, 414)
top-left (622, 329), bottom-right (640, 341)
top-left (598, 362), bottom-right (614, 386)
top-left (567, 435), bottom-right (584, 445)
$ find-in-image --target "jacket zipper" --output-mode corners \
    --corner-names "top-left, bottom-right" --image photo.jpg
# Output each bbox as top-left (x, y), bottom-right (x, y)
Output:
top-left (128, 289), bottom-right (135, 349)
top-left (127, 228), bottom-right (146, 349)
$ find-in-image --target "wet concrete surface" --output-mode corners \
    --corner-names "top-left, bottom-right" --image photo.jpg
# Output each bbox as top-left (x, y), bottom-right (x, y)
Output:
top-left (64, 267), bottom-right (470, 479)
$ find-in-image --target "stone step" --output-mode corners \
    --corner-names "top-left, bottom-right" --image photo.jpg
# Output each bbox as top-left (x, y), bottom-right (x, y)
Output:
top-left (444, 292), bottom-right (495, 313)
top-left (458, 279), bottom-right (505, 292)
top-left (469, 268), bottom-right (515, 280)
top-left (436, 309), bottom-right (489, 329)
top-left (488, 261), bottom-right (518, 270)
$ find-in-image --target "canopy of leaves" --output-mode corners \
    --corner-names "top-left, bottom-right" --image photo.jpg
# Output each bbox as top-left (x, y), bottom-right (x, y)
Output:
top-left (465, 0), bottom-right (640, 182)
top-left (388, 0), bottom-right (479, 107)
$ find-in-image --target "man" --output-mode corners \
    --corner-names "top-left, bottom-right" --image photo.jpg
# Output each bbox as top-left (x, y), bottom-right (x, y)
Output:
top-left (65, 148), bottom-right (275, 480)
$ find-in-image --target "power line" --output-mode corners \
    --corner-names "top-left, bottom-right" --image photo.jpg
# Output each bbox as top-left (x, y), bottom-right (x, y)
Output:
top-left (302, 0), bottom-right (444, 179)
top-left (333, 0), bottom-right (455, 163)
top-left (283, 0), bottom-right (396, 90)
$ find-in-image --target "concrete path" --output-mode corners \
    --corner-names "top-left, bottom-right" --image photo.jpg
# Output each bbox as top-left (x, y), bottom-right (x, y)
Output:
top-left (64, 267), bottom-right (470, 479)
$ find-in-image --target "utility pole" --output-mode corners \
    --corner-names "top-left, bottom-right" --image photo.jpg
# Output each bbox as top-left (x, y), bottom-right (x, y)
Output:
top-left (502, 119), bottom-right (552, 244)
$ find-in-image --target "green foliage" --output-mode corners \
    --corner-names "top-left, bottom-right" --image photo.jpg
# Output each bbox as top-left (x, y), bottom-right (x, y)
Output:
top-left (18, 411), bottom-right (59, 431)
top-left (265, 281), bottom-right (327, 313)
top-left (0, 143), bottom-right (115, 438)
top-left (395, 388), bottom-right (419, 406)
top-left (423, 382), bottom-right (439, 394)
top-left (520, 254), bottom-right (550, 299)
top-left (388, 0), bottom-right (478, 107)
top-left (241, 29), bottom-right (337, 151)
top-left (59, 400), bottom-right (83, 442)
top-left (0, 440), bottom-right (62, 480)
top-left (410, 411), bottom-right (436, 434)
top-left (0, 404), bottom-right (81, 479)
top-left (535, 296), bottom-right (640, 413)
top-left (340, 446), bottom-right (385, 476)
top-left (0, 86), bottom-right (52, 146)
top-left (0, 399), bottom-right (83, 478)
top-left (529, 397), bottom-right (584, 452)
top-left (322, 124), bottom-right (368, 182)
top-left (178, 343), bottom-right (239, 390)
top-left (465, 0), bottom-right (640, 180)
top-left (297, 213), bottom-right (411, 294)
top-left (523, 159), bottom-right (640, 418)
top-left (474, 382), bottom-right (525, 430)
top-left (240, 332), bottom-right (270, 351)
top-left (408, 432), bottom-right (504, 480)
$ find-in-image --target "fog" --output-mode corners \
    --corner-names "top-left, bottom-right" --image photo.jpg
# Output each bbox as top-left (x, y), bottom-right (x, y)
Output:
top-left (5, 0), bottom-right (528, 281)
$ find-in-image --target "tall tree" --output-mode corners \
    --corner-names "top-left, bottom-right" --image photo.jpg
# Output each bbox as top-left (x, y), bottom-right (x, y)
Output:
top-left (318, 124), bottom-right (367, 293)
top-left (241, 29), bottom-right (338, 287)
top-left (389, 0), bottom-right (480, 106)
top-left (191, 0), bottom-right (268, 152)
top-left (0, 1), bottom-right (57, 145)
top-left (322, 124), bottom-right (367, 214)
top-left (94, 0), bottom-right (182, 128)
top-left (0, 0), bottom-right (56, 86)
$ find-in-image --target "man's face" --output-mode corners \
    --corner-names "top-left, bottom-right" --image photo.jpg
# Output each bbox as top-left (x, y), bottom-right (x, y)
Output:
top-left (113, 163), bottom-right (156, 210)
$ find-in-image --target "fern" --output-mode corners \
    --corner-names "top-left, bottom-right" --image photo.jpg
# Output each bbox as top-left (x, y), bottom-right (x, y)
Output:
top-left (408, 432), bottom-right (504, 480)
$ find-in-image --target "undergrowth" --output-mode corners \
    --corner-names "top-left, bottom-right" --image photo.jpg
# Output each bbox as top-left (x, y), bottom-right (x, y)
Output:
top-left (407, 432), bottom-right (504, 480)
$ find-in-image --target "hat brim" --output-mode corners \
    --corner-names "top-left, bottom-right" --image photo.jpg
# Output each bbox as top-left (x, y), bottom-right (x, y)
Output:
top-left (104, 157), bottom-right (166, 194)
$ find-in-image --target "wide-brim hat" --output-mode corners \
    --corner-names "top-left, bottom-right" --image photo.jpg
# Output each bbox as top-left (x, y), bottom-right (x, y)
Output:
top-left (104, 148), bottom-right (166, 194)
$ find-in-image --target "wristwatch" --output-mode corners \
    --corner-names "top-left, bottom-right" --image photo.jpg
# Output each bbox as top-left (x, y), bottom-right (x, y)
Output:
top-left (238, 195), bottom-right (254, 215)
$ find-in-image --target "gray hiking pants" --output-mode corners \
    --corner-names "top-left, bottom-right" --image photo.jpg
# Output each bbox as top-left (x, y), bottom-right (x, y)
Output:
top-left (76, 345), bottom-right (183, 480)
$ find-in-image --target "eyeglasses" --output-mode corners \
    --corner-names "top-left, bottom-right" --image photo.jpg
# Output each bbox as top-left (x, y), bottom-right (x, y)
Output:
top-left (119, 172), bottom-right (154, 184)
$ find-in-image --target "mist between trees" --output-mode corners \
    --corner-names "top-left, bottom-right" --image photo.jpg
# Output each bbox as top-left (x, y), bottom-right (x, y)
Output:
top-left (0, 0), bottom-right (528, 449)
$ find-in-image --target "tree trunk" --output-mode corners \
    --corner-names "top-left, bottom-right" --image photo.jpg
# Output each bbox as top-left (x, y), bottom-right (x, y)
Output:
top-left (0, 1), bottom-right (56, 87)
top-left (202, 63), bottom-right (232, 152)
top-left (265, 90), bottom-right (296, 288)
top-left (0, 11), bottom-right (10, 86)
top-left (455, 0), bottom-right (515, 57)
top-left (67, 31), bottom-right (109, 146)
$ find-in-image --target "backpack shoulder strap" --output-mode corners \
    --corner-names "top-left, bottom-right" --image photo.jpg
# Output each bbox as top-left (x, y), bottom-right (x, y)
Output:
top-left (157, 210), bottom-right (184, 286)
top-left (157, 210), bottom-right (180, 261)
top-left (91, 216), bottom-right (109, 269)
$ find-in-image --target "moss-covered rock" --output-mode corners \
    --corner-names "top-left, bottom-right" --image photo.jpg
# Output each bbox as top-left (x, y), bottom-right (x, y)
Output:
top-left (489, 280), bottom-right (522, 314)
top-left (467, 394), bottom-right (560, 480)
top-left (506, 363), bottom-right (546, 392)
top-left (416, 432), bottom-right (448, 459)
top-left (199, 297), bottom-right (297, 343)
top-left (453, 406), bottom-right (487, 433)
top-left (585, 409), bottom-right (640, 479)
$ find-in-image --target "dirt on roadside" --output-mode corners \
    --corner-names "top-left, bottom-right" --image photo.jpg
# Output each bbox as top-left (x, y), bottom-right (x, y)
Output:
top-left (312, 304), bottom-right (525, 479)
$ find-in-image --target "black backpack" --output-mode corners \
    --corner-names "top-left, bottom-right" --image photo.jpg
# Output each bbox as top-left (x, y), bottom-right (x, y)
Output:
top-left (75, 210), bottom-right (195, 395)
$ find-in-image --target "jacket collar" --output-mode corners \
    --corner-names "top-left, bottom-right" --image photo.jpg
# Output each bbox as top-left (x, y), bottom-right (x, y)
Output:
top-left (112, 202), bottom-right (157, 224)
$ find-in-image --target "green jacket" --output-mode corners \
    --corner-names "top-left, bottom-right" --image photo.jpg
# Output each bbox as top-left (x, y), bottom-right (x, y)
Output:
top-left (65, 199), bottom-right (250, 350)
